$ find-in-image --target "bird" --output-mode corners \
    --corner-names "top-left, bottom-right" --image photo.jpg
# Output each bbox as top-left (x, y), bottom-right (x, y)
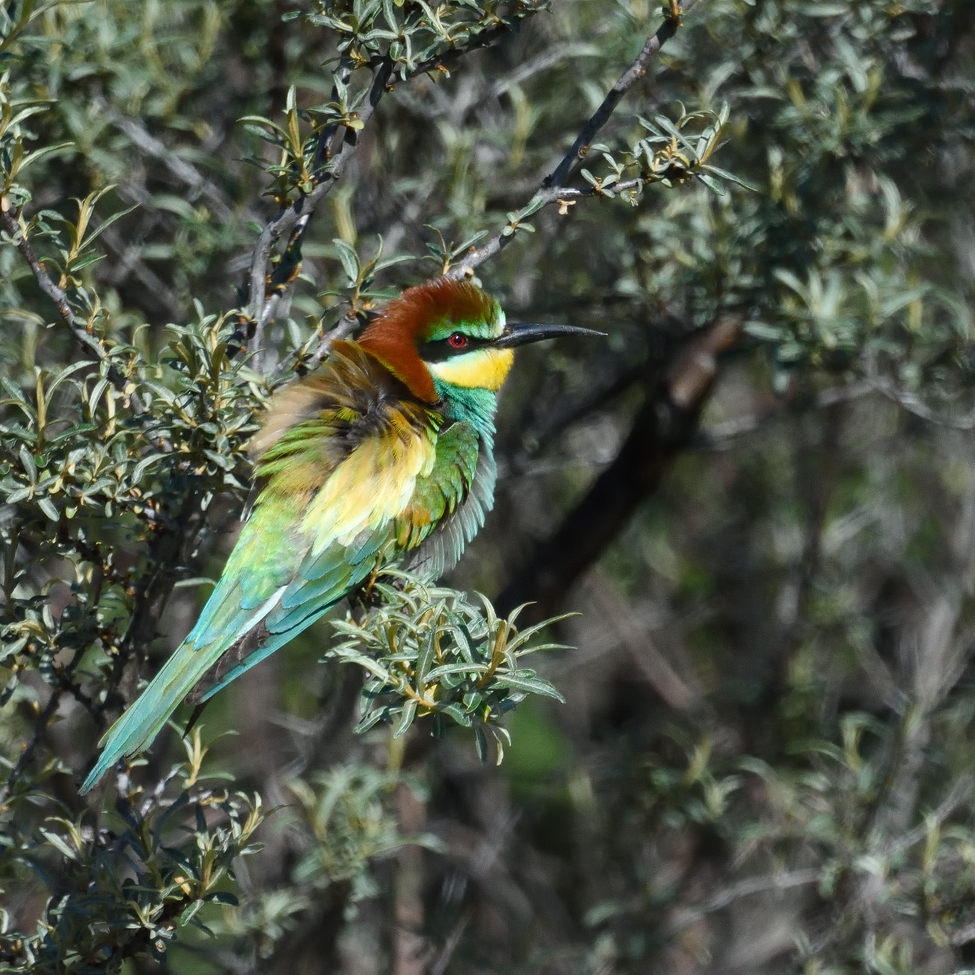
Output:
top-left (81, 276), bottom-right (600, 793)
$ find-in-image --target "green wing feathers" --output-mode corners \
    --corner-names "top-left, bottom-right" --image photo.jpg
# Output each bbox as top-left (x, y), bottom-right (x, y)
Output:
top-left (395, 422), bottom-right (478, 549)
top-left (398, 422), bottom-right (496, 579)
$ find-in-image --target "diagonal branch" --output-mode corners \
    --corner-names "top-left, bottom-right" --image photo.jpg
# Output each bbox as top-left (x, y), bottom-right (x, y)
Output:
top-left (246, 56), bottom-right (396, 334)
top-left (101, 100), bottom-right (261, 227)
top-left (497, 314), bottom-right (743, 623)
top-left (448, 1), bottom-right (694, 280)
top-left (544, 0), bottom-right (695, 191)
top-left (0, 643), bottom-right (87, 807)
top-left (0, 689), bottom-right (62, 808)
top-left (663, 868), bottom-right (820, 934)
top-left (245, 15), bottom-right (526, 355)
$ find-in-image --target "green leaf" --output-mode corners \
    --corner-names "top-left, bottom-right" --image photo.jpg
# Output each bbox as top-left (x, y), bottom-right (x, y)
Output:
top-left (333, 238), bottom-right (360, 284)
top-left (699, 164), bottom-right (759, 193)
top-left (439, 702), bottom-right (472, 726)
top-left (695, 171), bottom-right (726, 196)
top-left (37, 496), bottom-right (58, 521)
top-left (204, 891), bottom-right (240, 906)
top-left (392, 698), bottom-right (417, 738)
top-left (492, 671), bottom-right (565, 702)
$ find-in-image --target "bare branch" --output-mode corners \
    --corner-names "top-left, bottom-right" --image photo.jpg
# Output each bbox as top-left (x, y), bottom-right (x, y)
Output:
top-left (695, 380), bottom-right (873, 449)
top-left (888, 776), bottom-right (973, 857)
top-left (868, 375), bottom-right (975, 430)
top-left (586, 570), bottom-right (703, 712)
top-left (445, 182), bottom-right (650, 280)
top-left (663, 869), bottom-right (820, 934)
top-left (0, 688), bottom-right (63, 807)
top-left (102, 100), bottom-right (261, 227)
top-left (298, 311), bottom-right (360, 375)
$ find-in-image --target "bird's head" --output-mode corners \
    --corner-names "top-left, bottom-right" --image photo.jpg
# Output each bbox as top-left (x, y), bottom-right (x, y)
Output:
top-left (358, 277), bottom-right (600, 406)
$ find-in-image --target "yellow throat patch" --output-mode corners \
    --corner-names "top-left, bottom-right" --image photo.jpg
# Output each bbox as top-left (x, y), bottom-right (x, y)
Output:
top-left (427, 347), bottom-right (515, 391)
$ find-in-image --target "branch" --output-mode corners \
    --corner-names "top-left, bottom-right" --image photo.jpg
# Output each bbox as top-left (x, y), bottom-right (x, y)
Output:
top-left (245, 9), bottom-right (532, 360)
top-left (868, 375), bottom-right (975, 430)
top-left (298, 310), bottom-right (360, 375)
top-left (0, 643), bottom-right (87, 806)
top-left (888, 776), bottom-right (973, 858)
top-left (663, 868), bottom-right (820, 934)
top-left (246, 55), bottom-right (395, 334)
top-left (586, 569), bottom-right (703, 712)
top-left (101, 100), bottom-right (262, 227)
top-left (694, 380), bottom-right (872, 448)
top-left (446, 182), bottom-right (651, 280)
top-left (497, 315), bottom-right (743, 623)
top-left (448, 3), bottom-right (693, 279)
top-left (0, 201), bottom-right (147, 416)
top-left (544, 0), bottom-right (694, 191)
top-left (0, 688), bottom-right (62, 808)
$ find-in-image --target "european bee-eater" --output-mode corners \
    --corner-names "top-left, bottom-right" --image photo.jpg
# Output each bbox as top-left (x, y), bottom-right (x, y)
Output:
top-left (81, 277), bottom-right (598, 793)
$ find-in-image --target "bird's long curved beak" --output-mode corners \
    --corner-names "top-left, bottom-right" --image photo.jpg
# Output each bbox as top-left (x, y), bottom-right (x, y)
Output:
top-left (493, 322), bottom-right (606, 348)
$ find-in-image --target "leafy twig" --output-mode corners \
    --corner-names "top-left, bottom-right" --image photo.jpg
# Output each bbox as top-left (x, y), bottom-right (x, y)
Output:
top-left (0, 688), bottom-right (62, 807)
top-left (0, 642), bottom-right (86, 806)
top-left (448, 1), bottom-right (694, 279)
top-left (544, 0), bottom-right (695, 191)
top-left (244, 14), bottom-right (529, 356)
top-left (246, 56), bottom-right (395, 336)
top-left (0, 200), bottom-right (147, 415)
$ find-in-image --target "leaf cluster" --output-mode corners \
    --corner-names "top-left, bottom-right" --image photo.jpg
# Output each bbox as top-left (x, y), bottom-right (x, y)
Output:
top-left (328, 571), bottom-right (567, 763)
top-left (0, 312), bottom-right (261, 711)
top-left (0, 767), bottom-right (262, 974)
top-left (297, 0), bottom-right (549, 80)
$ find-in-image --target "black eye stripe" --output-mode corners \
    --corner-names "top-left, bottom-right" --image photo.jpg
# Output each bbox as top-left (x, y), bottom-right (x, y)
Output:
top-left (419, 334), bottom-right (491, 362)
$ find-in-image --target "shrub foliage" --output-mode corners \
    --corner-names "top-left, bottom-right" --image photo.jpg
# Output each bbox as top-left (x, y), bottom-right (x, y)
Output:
top-left (1, 1), bottom-right (975, 973)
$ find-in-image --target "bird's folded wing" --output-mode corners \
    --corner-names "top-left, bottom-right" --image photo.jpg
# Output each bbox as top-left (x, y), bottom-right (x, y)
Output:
top-left (396, 421), bottom-right (496, 578)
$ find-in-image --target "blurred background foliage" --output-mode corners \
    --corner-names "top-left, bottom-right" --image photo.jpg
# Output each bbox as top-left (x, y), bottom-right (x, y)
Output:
top-left (2, 0), bottom-right (975, 972)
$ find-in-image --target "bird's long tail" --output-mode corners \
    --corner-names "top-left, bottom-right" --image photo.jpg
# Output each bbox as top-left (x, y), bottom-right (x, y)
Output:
top-left (79, 631), bottom-right (236, 794)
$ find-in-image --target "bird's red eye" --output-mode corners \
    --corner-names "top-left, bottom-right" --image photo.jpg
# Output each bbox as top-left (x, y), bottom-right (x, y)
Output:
top-left (448, 332), bottom-right (468, 349)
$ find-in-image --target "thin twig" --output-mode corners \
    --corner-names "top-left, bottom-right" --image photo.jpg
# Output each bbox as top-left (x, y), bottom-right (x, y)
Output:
top-left (102, 100), bottom-right (261, 226)
top-left (447, 4), bottom-right (693, 279)
top-left (0, 689), bottom-right (63, 807)
top-left (586, 570), bottom-right (702, 712)
top-left (0, 643), bottom-right (85, 805)
top-left (428, 911), bottom-right (471, 975)
top-left (695, 380), bottom-right (872, 449)
top-left (887, 776), bottom-right (973, 857)
top-left (249, 211), bottom-right (313, 372)
top-left (246, 56), bottom-right (395, 333)
top-left (869, 375), bottom-right (975, 430)
top-left (97, 217), bottom-right (185, 323)
top-left (489, 42), bottom-right (600, 98)
top-left (299, 311), bottom-right (360, 374)
top-left (244, 17), bottom-right (526, 355)
top-left (544, 1), bottom-right (695, 191)
top-left (663, 868), bottom-right (820, 934)
top-left (446, 182), bottom-right (653, 279)
top-left (0, 202), bottom-right (147, 415)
